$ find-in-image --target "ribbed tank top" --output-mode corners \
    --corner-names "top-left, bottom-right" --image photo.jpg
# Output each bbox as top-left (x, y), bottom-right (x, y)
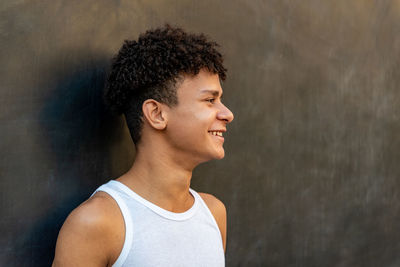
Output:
top-left (92, 180), bottom-right (225, 267)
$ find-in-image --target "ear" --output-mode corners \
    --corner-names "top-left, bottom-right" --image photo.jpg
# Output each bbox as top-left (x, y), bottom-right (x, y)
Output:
top-left (142, 99), bottom-right (168, 130)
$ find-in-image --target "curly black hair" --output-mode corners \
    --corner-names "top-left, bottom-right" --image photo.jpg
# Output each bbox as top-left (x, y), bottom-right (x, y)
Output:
top-left (104, 24), bottom-right (227, 144)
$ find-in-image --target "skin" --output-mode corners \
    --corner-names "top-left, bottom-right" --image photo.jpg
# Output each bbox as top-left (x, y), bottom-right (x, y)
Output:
top-left (52, 69), bottom-right (234, 266)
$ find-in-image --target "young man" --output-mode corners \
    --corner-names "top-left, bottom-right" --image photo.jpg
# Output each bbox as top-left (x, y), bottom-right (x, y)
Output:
top-left (53, 24), bottom-right (234, 266)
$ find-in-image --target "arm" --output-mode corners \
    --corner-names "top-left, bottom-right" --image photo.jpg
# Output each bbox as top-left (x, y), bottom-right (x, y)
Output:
top-left (198, 193), bottom-right (227, 252)
top-left (52, 193), bottom-right (124, 267)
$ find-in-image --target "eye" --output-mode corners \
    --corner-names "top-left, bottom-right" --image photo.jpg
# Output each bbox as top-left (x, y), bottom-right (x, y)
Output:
top-left (206, 98), bottom-right (215, 104)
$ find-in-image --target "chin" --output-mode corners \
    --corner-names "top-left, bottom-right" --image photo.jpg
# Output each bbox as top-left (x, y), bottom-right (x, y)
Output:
top-left (213, 150), bottom-right (225, 160)
top-left (199, 147), bottom-right (225, 162)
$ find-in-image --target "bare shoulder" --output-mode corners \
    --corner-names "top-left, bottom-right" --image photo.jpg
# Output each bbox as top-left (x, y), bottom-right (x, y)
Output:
top-left (198, 192), bottom-right (226, 216)
top-left (198, 192), bottom-right (227, 252)
top-left (53, 192), bottom-right (124, 267)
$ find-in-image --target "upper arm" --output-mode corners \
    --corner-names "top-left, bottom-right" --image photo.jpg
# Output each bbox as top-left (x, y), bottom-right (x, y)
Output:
top-left (52, 194), bottom-right (124, 267)
top-left (198, 193), bottom-right (227, 252)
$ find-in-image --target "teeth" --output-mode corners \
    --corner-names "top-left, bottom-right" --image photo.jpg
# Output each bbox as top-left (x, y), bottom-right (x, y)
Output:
top-left (210, 131), bottom-right (223, 137)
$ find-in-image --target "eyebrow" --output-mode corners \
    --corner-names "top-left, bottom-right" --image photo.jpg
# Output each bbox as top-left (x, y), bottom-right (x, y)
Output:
top-left (200, 89), bottom-right (223, 97)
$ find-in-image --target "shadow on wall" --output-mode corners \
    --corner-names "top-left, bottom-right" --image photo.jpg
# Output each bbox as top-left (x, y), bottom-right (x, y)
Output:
top-left (5, 55), bottom-right (130, 266)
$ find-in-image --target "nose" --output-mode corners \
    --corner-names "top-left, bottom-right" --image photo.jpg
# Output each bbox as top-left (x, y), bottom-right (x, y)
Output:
top-left (217, 103), bottom-right (234, 123)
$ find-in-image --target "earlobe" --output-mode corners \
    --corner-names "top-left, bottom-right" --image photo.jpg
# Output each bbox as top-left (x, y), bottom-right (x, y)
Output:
top-left (142, 99), bottom-right (168, 130)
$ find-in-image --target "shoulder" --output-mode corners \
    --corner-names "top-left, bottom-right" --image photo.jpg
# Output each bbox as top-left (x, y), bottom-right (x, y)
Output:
top-left (53, 191), bottom-right (125, 266)
top-left (198, 192), bottom-right (227, 252)
top-left (198, 192), bottom-right (226, 219)
top-left (64, 192), bottom-right (123, 235)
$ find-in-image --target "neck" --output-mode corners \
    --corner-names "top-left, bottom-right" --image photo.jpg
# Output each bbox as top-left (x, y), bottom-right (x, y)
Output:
top-left (117, 146), bottom-right (196, 212)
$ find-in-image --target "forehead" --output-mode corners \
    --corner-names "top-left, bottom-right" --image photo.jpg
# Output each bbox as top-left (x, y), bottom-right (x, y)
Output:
top-left (176, 69), bottom-right (223, 98)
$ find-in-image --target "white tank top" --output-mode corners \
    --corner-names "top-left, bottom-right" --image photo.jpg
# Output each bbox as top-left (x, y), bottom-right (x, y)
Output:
top-left (92, 180), bottom-right (225, 267)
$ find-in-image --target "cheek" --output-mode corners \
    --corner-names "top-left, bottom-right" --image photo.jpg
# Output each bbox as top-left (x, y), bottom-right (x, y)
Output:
top-left (190, 110), bottom-right (216, 135)
top-left (168, 108), bottom-right (214, 139)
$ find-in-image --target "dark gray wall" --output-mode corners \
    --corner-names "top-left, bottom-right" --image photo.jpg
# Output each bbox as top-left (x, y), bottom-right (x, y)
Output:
top-left (1, 0), bottom-right (399, 266)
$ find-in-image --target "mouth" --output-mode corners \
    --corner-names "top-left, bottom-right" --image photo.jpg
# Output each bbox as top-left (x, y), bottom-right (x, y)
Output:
top-left (208, 131), bottom-right (224, 137)
top-left (208, 130), bottom-right (225, 142)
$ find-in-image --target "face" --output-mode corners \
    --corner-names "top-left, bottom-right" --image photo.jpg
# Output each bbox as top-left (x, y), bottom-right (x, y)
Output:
top-left (164, 69), bottom-right (234, 164)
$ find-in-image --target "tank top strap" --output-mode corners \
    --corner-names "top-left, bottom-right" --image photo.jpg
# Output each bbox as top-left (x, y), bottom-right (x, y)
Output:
top-left (189, 189), bottom-right (223, 243)
top-left (92, 183), bottom-right (133, 267)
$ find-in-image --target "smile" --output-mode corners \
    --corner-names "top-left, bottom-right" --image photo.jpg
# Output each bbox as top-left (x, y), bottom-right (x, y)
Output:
top-left (208, 131), bottom-right (223, 137)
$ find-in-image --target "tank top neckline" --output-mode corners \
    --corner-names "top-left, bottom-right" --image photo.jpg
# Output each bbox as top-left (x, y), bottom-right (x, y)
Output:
top-left (108, 180), bottom-right (200, 221)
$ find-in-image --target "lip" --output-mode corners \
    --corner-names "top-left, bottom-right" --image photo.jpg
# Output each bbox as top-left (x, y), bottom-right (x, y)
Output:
top-left (208, 130), bottom-right (226, 142)
top-left (208, 129), bottom-right (226, 133)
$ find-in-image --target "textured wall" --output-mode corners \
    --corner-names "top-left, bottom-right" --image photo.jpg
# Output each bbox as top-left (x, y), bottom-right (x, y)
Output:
top-left (1, 0), bottom-right (399, 266)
